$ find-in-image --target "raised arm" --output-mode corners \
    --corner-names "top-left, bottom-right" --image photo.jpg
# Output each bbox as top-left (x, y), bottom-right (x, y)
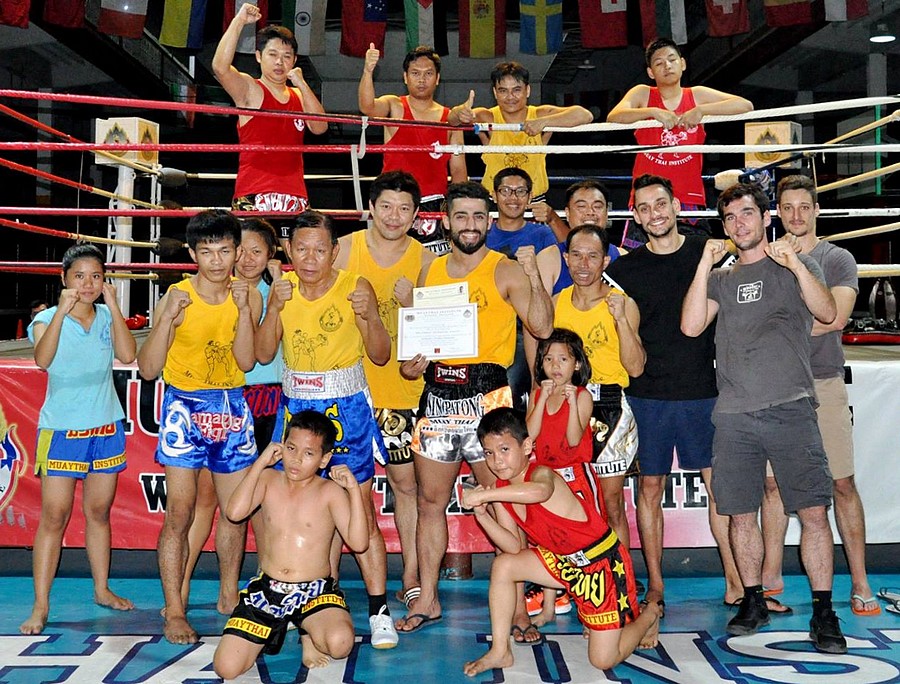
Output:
top-left (137, 289), bottom-right (190, 380)
top-left (607, 85), bottom-right (677, 128)
top-left (212, 3), bottom-right (262, 107)
top-left (288, 67), bottom-right (328, 135)
top-left (103, 283), bottom-right (137, 364)
top-left (525, 104), bottom-right (593, 137)
top-left (350, 277), bottom-right (391, 366)
top-left (32, 291), bottom-right (79, 370)
top-left (448, 129), bottom-right (468, 182)
top-left (225, 442), bottom-right (279, 522)
top-left (358, 43), bottom-right (393, 117)
top-left (329, 464), bottom-right (369, 553)
top-left (681, 240), bottom-right (724, 337)
top-left (765, 242), bottom-right (836, 324)
top-left (230, 279), bottom-right (261, 372)
top-left (502, 248), bottom-right (554, 340)
top-left (679, 86), bottom-right (753, 128)
top-left (525, 384), bottom-right (551, 438)
top-left (255, 277), bottom-right (290, 364)
top-left (608, 292), bottom-right (645, 377)
top-left (812, 285), bottom-right (855, 335)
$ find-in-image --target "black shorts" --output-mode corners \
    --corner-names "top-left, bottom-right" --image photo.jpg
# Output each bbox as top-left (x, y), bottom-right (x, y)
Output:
top-left (223, 574), bottom-right (348, 655)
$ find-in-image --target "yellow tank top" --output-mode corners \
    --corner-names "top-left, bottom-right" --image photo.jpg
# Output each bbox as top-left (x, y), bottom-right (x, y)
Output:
top-left (162, 278), bottom-right (246, 390)
top-left (346, 231), bottom-right (424, 409)
top-left (279, 270), bottom-right (363, 372)
top-left (481, 105), bottom-right (549, 197)
top-left (554, 286), bottom-right (629, 387)
top-left (425, 250), bottom-right (516, 366)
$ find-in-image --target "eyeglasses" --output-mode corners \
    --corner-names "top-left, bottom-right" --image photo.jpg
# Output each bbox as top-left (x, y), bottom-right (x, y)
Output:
top-left (497, 186), bottom-right (529, 198)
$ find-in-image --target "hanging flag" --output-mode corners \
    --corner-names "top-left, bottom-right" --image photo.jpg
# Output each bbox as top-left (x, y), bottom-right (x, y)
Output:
top-left (340, 0), bottom-right (387, 58)
top-left (404, 0), bottom-right (448, 55)
top-left (640, 0), bottom-right (687, 46)
top-left (764, 0), bottom-right (813, 26)
top-left (43, 0), bottom-right (85, 28)
top-left (519, 0), bottom-right (563, 55)
top-left (224, 0), bottom-right (268, 54)
top-left (705, 0), bottom-right (749, 36)
top-left (284, 0), bottom-right (327, 55)
top-left (578, 0), bottom-right (627, 48)
top-left (459, 0), bottom-right (506, 58)
top-left (97, 0), bottom-right (149, 39)
top-left (824, 0), bottom-right (867, 21)
top-left (160, 0), bottom-right (208, 49)
top-left (0, 0), bottom-right (29, 27)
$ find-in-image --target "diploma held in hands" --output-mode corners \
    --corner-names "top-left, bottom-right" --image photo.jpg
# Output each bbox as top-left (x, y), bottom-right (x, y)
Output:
top-left (397, 303), bottom-right (479, 360)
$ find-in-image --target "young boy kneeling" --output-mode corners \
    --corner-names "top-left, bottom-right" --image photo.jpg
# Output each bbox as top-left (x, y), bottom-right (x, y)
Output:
top-left (462, 407), bottom-right (663, 677)
top-left (213, 411), bottom-right (369, 679)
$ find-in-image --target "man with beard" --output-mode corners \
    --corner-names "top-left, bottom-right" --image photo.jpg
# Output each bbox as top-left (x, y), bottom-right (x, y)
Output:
top-left (681, 183), bottom-right (845, 654)
top-left (394, 181), bottom-right (553, 635)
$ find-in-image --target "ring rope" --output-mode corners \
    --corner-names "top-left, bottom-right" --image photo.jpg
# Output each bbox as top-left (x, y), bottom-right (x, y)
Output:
top-left (817, 161), bottom-right (900, 193)
top-left (432, 142), bottom-right (900, 156)
top-left (0, 156), bottom-right (162, 210)
top-left (857, 265), bottom-right (900, 277)
top-left (0, 102), bottom-right (159, 177)
top-left (0, 216), bottom-right (162, 249)
top-left (821, 221), bottom-right (900, 242)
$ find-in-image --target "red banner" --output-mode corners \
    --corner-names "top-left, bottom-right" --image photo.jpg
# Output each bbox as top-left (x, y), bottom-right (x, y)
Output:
top-left (705, 0), bottom-right (749, 36)
top-left (578, 0), bottom-right (628, 49)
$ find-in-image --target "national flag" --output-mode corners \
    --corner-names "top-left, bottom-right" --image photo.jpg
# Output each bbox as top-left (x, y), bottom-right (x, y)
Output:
top-left (98, 0), bottom-right (149, 39)
top-left (519, 0), bottom-right (563, 55)
top-left (0, 0), bottom-right (29, 27)
top-left (578, 0), bottom-right (627, 48)
top-left (640, 0), bottom-right (687, 45)
top-left (705, 0), bottom-right (749, 36)
top-left (824, 0), bottom-right (867, 21)
top-left (224, 0), bottom-right (268, 54)
top-left (404, 0), bottom-right (448, 55)
top-left (764, 0), bottom-right (814, 26)
top-left (43, 0), bottom-right (85, 27)
top-left (459, 0), bottom-right (506, 58)
top-left (284, 0), bottom-right (327, 55)
top-left (340, 0), bottom-right (387, 58)
top-left (160, 0), bottom-right (208, 49)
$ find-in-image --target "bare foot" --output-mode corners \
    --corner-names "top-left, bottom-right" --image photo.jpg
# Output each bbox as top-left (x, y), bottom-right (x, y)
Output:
top-left (463, 647), bottom-right (514, 677)
top-left (95, 588), bottom-right (134, 611)
top-left (531, 610), bottom-right (556, 628)
top-left (217, 592), bottom-right (239, 616)
top-left (638, 601), bottom-right (663, 649)
top-left (395, 596), bottom-right (442, 632)
top-left (19, 607), bottom-right (48, 635)
top-left (163, 615), bottom-right (198, 645)
top-left (301, 634), bottom-right (331, 669)
top-left (510, 622), bottom-right (543, 644)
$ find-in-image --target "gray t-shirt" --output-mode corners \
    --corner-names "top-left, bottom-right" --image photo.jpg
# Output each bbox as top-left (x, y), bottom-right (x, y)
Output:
top-left (708, 254), bottom-right (826, 414)
top-left (808, 241), bottom-right (858, 379)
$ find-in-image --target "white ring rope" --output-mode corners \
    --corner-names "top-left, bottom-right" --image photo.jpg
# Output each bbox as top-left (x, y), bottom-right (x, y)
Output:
top-left (434, 142), bottom-right (900, 156)
top-left (479, 96), bottom-right (900, 133)
top-left (857, 265), bottom-right (900, 277)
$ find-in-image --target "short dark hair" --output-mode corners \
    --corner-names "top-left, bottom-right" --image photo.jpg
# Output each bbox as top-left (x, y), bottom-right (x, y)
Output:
top-left (445, 181), bottom-right (491, 214)
top-left (370, 170), bottom-right (422, 208)
top-left (403, 46), bottom-right (441, 74)
top-left (717, 183), bottom-right (769, 221)
top-left (493, 167), bottom-right (533, 193)
top-left (62, 243), bottom-right (105, 277)
top-left (564, 179), bottom-right (610, 208)
top-left (632, 174), bottom-right (675, 201)
top-left (186, 209), bottom-right (241, 249)
top-left (476, 407), bottom-right (529, 444)
top-left (776, 174), bottom-right (817, 205)
top-left (534, 328), bottom-right (592, 387)
top-left (288, 210), bottom-right (337, 245)
top-left (645, 38), bottom-right (681, 68)
top-left (566, 224), bottom-right (609, 256)
top-left (241, 217), bottom-right (278, 256)
top-left (491, 61), bottom-right (529, 87)
top-left (288, 410), bottom-right (338, 454)
top-left (256, 25), bottom-right (297, 55)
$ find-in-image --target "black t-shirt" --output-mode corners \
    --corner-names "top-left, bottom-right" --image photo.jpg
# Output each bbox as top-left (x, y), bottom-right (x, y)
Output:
top-left (605, 236), bottom-right (717, 400)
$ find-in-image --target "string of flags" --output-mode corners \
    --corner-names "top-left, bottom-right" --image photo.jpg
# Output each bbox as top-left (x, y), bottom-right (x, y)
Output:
top-left (0, 1), bottom-right (871, 56)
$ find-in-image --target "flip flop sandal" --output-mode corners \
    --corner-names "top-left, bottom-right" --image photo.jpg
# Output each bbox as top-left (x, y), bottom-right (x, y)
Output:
top-left (877, 587), bottom-right (900, 603)
top-left (851, 594), bottom-right (882, 616)
top-left (400, 586), bottom-right (421, 608)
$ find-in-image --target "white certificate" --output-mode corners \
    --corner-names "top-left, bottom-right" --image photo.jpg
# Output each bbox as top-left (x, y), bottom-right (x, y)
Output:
top-left (412, 282), bottom-right (470, 307)
top-left (397, 304), bottom-right (478, 360)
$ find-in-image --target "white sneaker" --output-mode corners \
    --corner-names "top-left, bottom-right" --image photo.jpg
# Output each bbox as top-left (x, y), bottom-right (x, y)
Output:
top-left (369, 609), bottom-right (399, 649)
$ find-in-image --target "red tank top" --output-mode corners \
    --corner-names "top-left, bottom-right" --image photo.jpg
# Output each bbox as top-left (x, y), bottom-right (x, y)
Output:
top-left (234, 81), bottom-right (307, 200)
top-left (632, 87), bottom-right (706, 207)
top-left (533, 387), bottom-right (592, 468)
top-left (381, 96), bottom-right (451, 198)
top-left (497, 463), bottom-right (611, 554)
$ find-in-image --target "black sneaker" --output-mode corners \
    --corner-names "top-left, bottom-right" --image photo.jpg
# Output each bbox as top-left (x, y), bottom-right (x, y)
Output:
top-left (726, 596), bottom-right (770, 636)
top-left (809, 609), bottom-right (847, 654)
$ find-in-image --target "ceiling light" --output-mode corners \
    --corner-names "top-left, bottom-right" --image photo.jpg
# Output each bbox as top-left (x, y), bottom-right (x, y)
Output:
top-left (577, 59), bottom-right (595, 71)
top-left (870, 22), bottom-right (896, 43)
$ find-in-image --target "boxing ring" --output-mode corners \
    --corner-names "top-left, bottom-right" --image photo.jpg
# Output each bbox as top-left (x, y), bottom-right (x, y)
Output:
top-left (1, 88), bottom-right (900, 683)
